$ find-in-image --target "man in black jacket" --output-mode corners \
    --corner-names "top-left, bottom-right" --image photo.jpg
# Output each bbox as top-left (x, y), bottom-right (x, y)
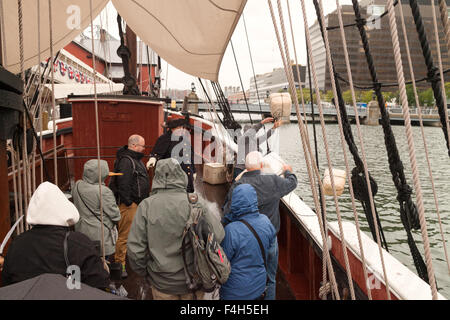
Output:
top-left (146, 119), bottom-right (196, 193)
top-left (222, 151), bottom-right (298, 300)
top-left (112, 134), bottom-right (150, 278)
top-left (1, 182), bottom-right (109, 289)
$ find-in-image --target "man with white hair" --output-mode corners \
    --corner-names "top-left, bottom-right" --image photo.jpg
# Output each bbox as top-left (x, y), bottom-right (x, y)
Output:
top-left (222, 151), bottom-right (297, 300)
top-left (234, 118), bottom-right (282, 181)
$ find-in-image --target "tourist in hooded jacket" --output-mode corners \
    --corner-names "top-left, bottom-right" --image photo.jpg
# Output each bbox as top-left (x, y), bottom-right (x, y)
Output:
top-left (1, 182), bottom-right (110, 289)
top-left (127, 158), bottom-right (224, 300)
top-left (72, 159), bottom-right (121, 258)
top-left (220, 184), bottom-right (276, 300)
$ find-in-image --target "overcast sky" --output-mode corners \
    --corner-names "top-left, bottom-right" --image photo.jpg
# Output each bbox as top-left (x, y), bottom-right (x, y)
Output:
top-left (92, 0), bottom-right (354, 90)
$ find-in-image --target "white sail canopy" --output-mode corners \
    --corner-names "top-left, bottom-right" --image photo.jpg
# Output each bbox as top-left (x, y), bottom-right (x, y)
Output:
top-left (0, 0), bottom-right (109, 74)
top-left (1, 0), bottom-right (247, 81)
top-left (111, 0), bottom-right (247, 81)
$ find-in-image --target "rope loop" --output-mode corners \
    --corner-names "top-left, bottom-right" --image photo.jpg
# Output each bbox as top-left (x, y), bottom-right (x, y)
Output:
top-left (372, 82), bottom-right (382, 92)
top-left (397, 184), bottom-right (420, 230)
top-left (426, 66), bottom-right (440, 84)
top-left (351, 167), bottom-right (378, 202)
top-left (318, 282), bottom-right (332, 300)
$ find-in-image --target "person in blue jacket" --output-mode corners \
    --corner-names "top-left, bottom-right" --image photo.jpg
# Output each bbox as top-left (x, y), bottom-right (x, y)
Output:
top-left (220, 184), bottom-right (276, 300)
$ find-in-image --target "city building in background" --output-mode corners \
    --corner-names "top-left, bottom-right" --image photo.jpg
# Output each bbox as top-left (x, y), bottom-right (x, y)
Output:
top-left (248, 64), bottom-right (305, 104)
top-left (307, 0), bottom-right (450, 92)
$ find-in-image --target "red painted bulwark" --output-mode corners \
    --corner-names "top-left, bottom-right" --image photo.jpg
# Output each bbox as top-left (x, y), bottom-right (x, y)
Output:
top-left (329, 231), bottom-right (398, 300)
top-left (70, 97), bottom-right (164, 181)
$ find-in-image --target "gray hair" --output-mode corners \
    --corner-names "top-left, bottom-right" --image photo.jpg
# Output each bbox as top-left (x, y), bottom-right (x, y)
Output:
top-left (245, 151), bottom-right (263, 170)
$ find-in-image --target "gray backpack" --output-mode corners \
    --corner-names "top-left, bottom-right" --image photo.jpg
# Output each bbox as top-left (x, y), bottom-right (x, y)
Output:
top-left (181, 194), bottom-right (231, 293)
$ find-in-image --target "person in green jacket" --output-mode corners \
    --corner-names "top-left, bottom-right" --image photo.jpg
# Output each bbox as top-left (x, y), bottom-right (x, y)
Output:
top-left (127, 158), bottom-right (225, 300)
top-left (72, 159), bottom-right (121, 259)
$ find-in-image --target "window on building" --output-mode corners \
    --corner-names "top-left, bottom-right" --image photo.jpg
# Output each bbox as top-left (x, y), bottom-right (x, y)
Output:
top-left (368, 5), bottom-right (385, 16)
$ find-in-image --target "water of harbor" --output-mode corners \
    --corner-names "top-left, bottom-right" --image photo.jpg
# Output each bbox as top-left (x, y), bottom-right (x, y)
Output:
top-left (276, 122), bottom-right (450, 298)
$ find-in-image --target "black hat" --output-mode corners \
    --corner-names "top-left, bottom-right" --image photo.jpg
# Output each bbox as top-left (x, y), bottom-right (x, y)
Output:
top-left (166, 118), bottom-right (187, 129)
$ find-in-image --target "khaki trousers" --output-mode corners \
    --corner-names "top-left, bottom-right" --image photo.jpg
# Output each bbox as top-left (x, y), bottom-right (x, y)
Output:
top-left (151, 287), bottom-right (205, 300)
top-left (114, 203), bottom-right (138, 265)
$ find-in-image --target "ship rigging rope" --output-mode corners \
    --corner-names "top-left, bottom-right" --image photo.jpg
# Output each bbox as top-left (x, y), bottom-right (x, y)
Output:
top-left (430, 0), bottom-right (450, 157)
top-left (48, 0), bottom-right (58, 187)
top-left (326, 0), bottom-right (399, 31)
top-left (351, 0), bottom-right (431, 284)
top-left (230, 40), bottom-right (253, 125)
top-left (312, 0), bottom-right (389, 254)
top-left (0, 0), bottom-right (6, 66)
top-left (408, 0), bottom-right (450, 157)
top-left (242, 12), bottom-right (270, 153)
top-left (287, 1), bottom-right (310, 124)
top-left (7, 144), bottom-right (21, 234)
top-left (401, 0), bottom-right (450, 274)
top-left (386, 0), bottom-right (438, 299)
top-left (89, 0), bottom-right (107, 271)
top-left (332, 0), bottom-right (386, 299)
top-left (268, 0), bottom-right (340, 299)
top-left (439, 0), bottom-right (450, 64)
top-left (286, 0), bottom-right (326, 240)
top-left (335, 67), bottom-right (450, 90)
top-left (315, 0), bottom-right (391, 300)
top-left (19, 0), bottom-right (32, 231)
top-left (428, 0), bottom-right (450, 273)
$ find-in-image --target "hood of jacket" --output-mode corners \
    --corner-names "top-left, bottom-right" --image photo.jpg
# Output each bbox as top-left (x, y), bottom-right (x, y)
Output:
top-left (27, 182), bottom-right (80, 227)
top-left (82, 159), bottom-right (109, 184)
top-left (152, 158), bottom-right (188, 191)
top-left (116, 145), bottom-right (144, 161)
top-left (226, 184), bottom-right (259, 222)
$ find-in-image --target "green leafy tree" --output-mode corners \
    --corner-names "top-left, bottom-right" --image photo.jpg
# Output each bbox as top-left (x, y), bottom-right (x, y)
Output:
top-left (419, 88), bottom-right (434, 107)
top-left (360, 90), bottom-right (374, 103)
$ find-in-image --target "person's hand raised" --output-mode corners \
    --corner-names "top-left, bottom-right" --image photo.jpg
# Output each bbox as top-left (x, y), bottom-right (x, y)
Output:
top-left (261, 117), bottom-right (274, 125)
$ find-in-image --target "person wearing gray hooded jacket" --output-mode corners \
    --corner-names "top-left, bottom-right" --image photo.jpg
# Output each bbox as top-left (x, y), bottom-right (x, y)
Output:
top-left (72, 159), bottom-right (121, 258)
top-left (127, 158), bottom-right (225, 300)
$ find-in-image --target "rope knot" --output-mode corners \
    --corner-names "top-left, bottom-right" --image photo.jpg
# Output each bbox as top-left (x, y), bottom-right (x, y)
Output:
top-left (355, 17), bottom-right (366, 28)
top-left (372, 82), bottom-right (382, 92)
top-left (397, 184), bottom-right (420, 230)
top-left (426, 67), bottom-right (440, 84)
top-left (351, 167), bottom-right (378, 202)
top-left (318, 282), bottom-right (332, 300)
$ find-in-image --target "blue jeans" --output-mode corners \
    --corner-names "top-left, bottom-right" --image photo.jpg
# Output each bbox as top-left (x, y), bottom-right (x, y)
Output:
top-left (265, 237), bottom-right (278, 300)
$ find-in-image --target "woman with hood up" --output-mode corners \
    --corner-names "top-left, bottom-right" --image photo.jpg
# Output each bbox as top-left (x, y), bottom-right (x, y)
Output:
top-left (1, 182), bottom-right (110, 289)
top-left (220, 184), bottom-right (276, 300)
top-left (72, 160), bottom-right (121, 259)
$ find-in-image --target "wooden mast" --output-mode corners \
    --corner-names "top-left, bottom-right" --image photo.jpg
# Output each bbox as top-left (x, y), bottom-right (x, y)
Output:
top-left (125, 25), bottom-right (137, 84)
